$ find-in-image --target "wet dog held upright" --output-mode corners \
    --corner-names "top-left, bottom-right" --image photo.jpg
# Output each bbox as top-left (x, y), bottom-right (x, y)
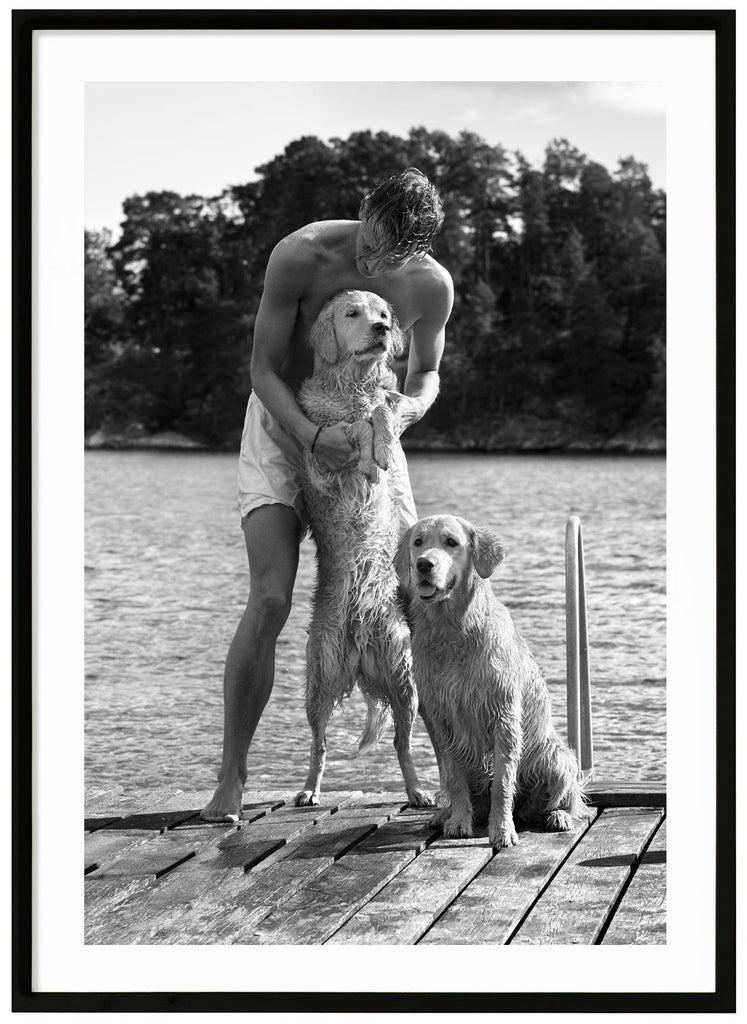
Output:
top-left (295, 289), bottom-right (433, 809)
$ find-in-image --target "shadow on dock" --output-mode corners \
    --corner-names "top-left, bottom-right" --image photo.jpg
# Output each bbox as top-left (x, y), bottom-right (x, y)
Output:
top-left (84, 782), bottom-right (666, 945)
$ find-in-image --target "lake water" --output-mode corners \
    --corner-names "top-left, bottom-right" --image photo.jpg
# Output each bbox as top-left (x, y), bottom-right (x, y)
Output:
top-left (85, 451), bottom-right (666, 797)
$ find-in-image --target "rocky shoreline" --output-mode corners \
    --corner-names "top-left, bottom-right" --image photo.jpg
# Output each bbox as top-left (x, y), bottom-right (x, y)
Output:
top-left (85, 429), bottom-right (211, 452)
top-left (85, 423), bottom-right (665, 455)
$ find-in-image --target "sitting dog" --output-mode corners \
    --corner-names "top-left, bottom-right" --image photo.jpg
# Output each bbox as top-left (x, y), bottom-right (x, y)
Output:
top-left (295, 289), bottom-right (433, 809)
top-left (395, 514), bottom-right (587, 849)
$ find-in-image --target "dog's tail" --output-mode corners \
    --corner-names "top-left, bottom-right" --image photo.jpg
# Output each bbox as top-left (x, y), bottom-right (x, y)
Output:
top-left (518, 740), bottom-right (592, 824)
top-left (356, 695), bottom-right (393, 757)
top-left (546, 743), bottom-right (592, 821)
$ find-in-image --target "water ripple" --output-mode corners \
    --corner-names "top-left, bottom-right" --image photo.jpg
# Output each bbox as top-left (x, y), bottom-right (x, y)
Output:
top-left (85, 451), bottom-right (666, 792)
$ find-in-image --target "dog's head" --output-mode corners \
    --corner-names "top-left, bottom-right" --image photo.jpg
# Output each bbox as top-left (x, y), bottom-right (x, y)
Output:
top-left (395, 514), bottom-right (505, 605)
top-left (309, 290), bottom-right (405, 373)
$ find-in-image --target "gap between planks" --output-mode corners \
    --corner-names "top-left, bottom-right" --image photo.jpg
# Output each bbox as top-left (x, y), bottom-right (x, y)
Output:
top-left (85, 792), bottom-right (411, 944)
top-left (85, 792), bottom-right (665, 947)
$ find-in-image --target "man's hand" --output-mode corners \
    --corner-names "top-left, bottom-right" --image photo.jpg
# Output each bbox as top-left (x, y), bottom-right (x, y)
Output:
top-left (311, 422), bottom-right (359, 470)
top-left (384, 391), bottom-right (426, 435)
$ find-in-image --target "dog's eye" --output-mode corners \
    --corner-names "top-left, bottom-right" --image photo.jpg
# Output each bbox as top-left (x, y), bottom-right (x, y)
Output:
top-left (413, 538), bottom-right (422, 547)
top-left (346, 310), bottom-right (358, 318)
top-left (446, 537), bottom-right (459, 547)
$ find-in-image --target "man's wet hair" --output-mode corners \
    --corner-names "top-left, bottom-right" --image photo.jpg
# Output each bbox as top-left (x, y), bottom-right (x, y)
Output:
top-left (358, 167), bottom-right (444, 261)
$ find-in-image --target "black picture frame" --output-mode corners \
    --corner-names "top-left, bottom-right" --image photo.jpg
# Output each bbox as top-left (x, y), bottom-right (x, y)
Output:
top-left (12, 6), bottom-right (736, 1013)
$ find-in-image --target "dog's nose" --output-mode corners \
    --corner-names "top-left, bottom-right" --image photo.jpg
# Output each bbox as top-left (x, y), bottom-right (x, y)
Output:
top-left (373, 321), bottom-right (390, 335)
top-left (416, 556), bottom-right (434, 574)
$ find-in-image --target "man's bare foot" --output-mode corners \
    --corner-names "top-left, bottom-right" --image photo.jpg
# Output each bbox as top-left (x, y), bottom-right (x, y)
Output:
top-left (200, 778), bottom-right (244, 822)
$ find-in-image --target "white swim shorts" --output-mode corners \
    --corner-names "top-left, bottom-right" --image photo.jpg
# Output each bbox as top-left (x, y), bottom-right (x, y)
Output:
top-left (237, 391), bottom-right (418, 535)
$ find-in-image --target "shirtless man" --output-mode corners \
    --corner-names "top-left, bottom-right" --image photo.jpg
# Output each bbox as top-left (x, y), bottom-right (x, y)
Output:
top-left (201, 167), bottom-right (454, 821)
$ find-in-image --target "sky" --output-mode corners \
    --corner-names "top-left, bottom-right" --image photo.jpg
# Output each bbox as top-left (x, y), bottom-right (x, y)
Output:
top-left (85, 81), bottom-right (666, 235)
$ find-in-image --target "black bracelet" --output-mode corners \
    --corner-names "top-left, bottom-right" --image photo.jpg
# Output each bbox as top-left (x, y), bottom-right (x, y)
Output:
top-left (310, 426), bottom-right (323, 453)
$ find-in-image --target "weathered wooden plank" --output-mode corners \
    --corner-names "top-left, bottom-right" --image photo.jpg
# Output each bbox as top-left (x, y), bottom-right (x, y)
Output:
top-left (166, 789), bottom-right (352, 829)
top-left (239, 791), bottom-right (295, 812)
top-left (152, 812), bottom-right (394, 944)
top-left (331, 793), bottom-right (406, 817)
top-left (327, 836), bottom-right (494, 944)
top-left (128, 806), bottom-right (392, 948)
top-left (86, 797), bottom-right (366, 944)
top-left (418, 813), bottom-right (598, 945)
top-left (511, 807), bottom-right (663, 945)
top-left (602, 818), bottom-right (666, 945)
top-left (85, 825), bottom-right (282, 943)
top-left (87, 805), bottom-right (246, 840)
top-left (187, 793), bottom-right (360, 869)
top-left (85, 815), bottom-right (274, 875)
top-left (85, 788), bottom-right (214, 846)
top-left (101, 809), bottom-right (202, 831)
top-left (85, 829), bottom-right (162, 874)
top-left (87, 828), bottom-right (239, 879)
top-left (85, 815), bottom-right (124, 833)
top-left (89, 810), bottom-right (317, 879)
top-left (84, 793), bottom-right (289, 875)
top-left (168, 812), bottom-right (263, 832)
top-left (85, 785), bottom-right (123, 804)
top-left (85, 876), bottom-right (158, 941)
top-left (351, 791), bottom-right (410, 806)
top-left (85, 842), bottom-right (247, 944)
top-left (84, 786), bottom-right (125, 814)
top-left (586, 779), bottom-right (665, 791)
top-left (386, 807), bottom-right (436, 824)
top-left (166, 798), bottom-right (285, 832)
top-left (586, 782), bottom-right (666, 808)
top-left (260, 804), bottom-right (333, 822)
top-left (99, 788), bottom-right (246, 831)
top-left (85, 794), bottom-right (424, 945)
top-left (83, 786), bottom-right (180, 817)
top-left (331, 805), bottom-right (402, 819)
top-left (84, 786), bottom-right (291, 820)
top-left (249, 818), bottom-right (437, 945)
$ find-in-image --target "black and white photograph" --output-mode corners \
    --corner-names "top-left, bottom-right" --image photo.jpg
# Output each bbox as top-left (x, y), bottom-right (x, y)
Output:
top-left (83, 77), bottom-right (668, 946)
top-left (17, 10), bottom-right (734, 1012)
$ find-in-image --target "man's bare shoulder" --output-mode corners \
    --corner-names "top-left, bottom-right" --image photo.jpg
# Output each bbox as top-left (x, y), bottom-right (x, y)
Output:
top-left (412, 255), bottom-right (454, 307)
top-left (422, 254), bottom-right (453, 290)
top-left (272, 220), bottom-right (357, 265)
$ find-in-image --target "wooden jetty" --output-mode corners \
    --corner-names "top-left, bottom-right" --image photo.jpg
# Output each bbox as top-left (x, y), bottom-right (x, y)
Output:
top-left (85, 782), bottom-right (665, 945)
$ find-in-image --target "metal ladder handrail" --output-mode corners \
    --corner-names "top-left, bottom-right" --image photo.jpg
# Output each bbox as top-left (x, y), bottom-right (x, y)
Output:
top-left (565, 515), bottom-right (593, 778)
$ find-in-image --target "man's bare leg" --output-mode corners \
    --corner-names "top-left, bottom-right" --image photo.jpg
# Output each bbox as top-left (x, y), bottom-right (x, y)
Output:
top-left (201, 504), bottom-right (302, 821)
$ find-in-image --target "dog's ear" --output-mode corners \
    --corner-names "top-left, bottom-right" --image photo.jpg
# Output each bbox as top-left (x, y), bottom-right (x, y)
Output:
top-left (309, 300), bottom-right (339, 364)
top-left (393, 528), bottom-right (413, 587)
top-left (469, 523), bottom-right (505, 579)
top-left (389, 308), bottom-right (406, 359)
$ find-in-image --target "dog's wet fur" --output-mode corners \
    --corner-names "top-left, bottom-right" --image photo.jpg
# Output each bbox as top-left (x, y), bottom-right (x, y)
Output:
top-left (295, 290), bottom-right (433, 809)
top-left (396, 514), bottom-right (589, 849)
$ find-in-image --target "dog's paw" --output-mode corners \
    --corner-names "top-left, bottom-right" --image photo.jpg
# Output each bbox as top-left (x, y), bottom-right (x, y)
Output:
top-left (489, 822), bottom-right (519, 850)
top-left (294, 790), bottom-right (319, 807)
top-left (345, 420), bottom-right (380, 481)
top-left (371, 405), bottom-right (396, 470)
top-left (407, 787), bottom-right (435, 808)
top-left (429, 806), bottom-right (451, 829)
top-left (545, 809), bottom-right (574, 832)
top-left (442, 816), bottom-right (474, 839)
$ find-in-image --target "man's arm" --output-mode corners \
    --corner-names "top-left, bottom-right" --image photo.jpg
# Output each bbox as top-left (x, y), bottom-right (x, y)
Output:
top-left (387, 266), bottom-right (454, 433)
top-left (250, 240), bottom-right (356, 469)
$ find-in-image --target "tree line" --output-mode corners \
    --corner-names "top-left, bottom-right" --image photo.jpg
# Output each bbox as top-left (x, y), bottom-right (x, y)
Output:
top-left (85, 128), bottom-right (665, 450)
